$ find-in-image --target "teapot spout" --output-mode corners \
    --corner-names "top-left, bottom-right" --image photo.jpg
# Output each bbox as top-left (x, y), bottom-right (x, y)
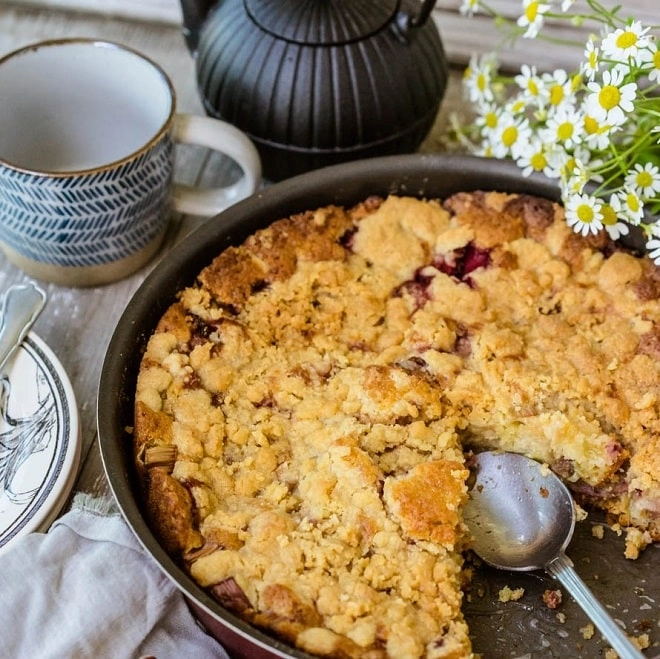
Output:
top-left (180, 0), bottom-right (216, 53)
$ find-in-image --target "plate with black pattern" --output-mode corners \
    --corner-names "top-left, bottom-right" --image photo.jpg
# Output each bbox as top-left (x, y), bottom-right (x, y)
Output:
top-left (0, 332), bottom-right (80, 553)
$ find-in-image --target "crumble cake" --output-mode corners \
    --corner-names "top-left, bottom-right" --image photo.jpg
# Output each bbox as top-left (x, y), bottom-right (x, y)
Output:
top-left (134, 191), bottom-right (660, 659)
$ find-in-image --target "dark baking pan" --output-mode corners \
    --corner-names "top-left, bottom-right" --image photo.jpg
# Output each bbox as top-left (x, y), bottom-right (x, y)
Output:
top-left (98, 154), bottom-right (658, 659)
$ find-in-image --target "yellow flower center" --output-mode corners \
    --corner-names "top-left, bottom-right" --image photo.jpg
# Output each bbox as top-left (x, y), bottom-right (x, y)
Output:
top-left (654, 50), bottom-right (660, 69)
top-left (601, 205), bottom-right (617, 226)
top-left (477, 73), bottom-right (487, 91)
top-left (502, 126), bottom-right (519, 147)
top-left (485, 111), bottom-right (498, 129)
top-left (636, 171), bottom-right (653, 188)
top-left (616, 31), bottom-right (638, 50)
top-left (557, 122), bottom-right (574, 142)
top-left (584, 115), bottom-right (599, 134)
top-left (530, 152), bottom-right (547, 171)
top-left (549, 84), bottom-right (564, 106)
top-left (588, 50), bottom-right (598, 69)
top-left (571, 73), bottom-right (582, 91)
top-left (626, 192), bottom-right (640, 212)
top-left (528, 79), bottom-right (539, 95)
top-left (599, 85), bottom-right (621, 111)
top-left (577, 204), bottom-right (595, 223)
top-left (525, 2), bottom-right (539, 21)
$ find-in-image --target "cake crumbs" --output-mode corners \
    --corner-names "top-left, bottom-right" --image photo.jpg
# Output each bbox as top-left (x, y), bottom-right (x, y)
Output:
top-left (591, 524), bottom-right (605, 539)
top-left (542, 588), bottom-right (563, 609)
top-left (574, 503), bottom-right (588, 522)
top-left (498, 586), bottom-right (525, 602)
top-left (580, 623), bottom-right (595, 639)
top-left (625, 527), bottom-right (653, 560)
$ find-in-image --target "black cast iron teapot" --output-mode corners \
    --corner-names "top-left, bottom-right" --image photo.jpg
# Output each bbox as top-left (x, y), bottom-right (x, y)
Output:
top-left (180, 0), bottom-right (448, 181)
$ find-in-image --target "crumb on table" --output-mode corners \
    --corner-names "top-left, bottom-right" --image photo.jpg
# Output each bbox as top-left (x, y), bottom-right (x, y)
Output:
top-left (542, 588), bottom-right (563, 609)
top-left (580, 623), bottom-right (595, 639)
top-left (498, 586), bottom-right (525, 602)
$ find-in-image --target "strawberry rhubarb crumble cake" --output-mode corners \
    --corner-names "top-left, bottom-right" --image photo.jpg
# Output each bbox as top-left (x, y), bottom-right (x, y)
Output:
top-left (133, 191), bottom-right (659, 659)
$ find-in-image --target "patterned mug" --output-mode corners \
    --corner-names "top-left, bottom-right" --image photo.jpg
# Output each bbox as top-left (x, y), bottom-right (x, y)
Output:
top-left (0, 39), bottom-right (262, 287)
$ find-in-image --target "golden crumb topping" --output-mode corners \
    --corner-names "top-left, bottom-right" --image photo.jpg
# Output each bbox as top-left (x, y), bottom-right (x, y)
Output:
top-left (135, 192), bottom-right (659, 659)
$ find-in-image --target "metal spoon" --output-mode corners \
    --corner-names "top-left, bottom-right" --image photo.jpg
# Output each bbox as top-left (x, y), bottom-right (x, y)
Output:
top-left (463, 450), bottom-right (644, 659)
top-left (0, 282), bottom-right (47, 373)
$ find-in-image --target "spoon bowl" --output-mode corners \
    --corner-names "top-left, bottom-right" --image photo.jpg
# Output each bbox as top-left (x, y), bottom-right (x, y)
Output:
top-left (464, 451), bottom-right (645, 659)
top-left (463, 450), bottom-right (575, 570)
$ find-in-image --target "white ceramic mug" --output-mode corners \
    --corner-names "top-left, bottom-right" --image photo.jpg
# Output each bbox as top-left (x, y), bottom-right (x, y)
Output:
top-left (0, 39), bottom-right (262, 287)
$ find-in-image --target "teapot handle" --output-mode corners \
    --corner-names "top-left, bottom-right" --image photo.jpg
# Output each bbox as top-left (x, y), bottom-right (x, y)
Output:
top-left (395, 0), bottom-right (437, 35)
top-left (180, 0), bottom-right (216, 52)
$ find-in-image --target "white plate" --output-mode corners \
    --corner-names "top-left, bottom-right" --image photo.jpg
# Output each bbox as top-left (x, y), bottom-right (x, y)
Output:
top-left (0, 332), bottom-right (80, 554)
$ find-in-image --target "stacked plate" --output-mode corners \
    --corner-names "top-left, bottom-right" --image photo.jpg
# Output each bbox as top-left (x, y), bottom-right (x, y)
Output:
top-left (0, 331), bottom-right (80, 554)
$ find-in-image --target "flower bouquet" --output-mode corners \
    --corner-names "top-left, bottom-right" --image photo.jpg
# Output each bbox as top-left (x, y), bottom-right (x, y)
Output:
top-left (456, 0), bottom-right (660, 261)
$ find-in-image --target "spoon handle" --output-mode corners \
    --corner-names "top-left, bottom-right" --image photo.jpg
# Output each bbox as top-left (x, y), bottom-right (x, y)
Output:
top-left (0, 283), bottom-right (47, 373)
top-left (546, 553), bottom-right (645, 659)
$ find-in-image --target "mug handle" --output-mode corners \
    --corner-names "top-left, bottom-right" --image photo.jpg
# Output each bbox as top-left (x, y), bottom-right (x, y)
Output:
top-left (170, 114), bottom-right (262, 216)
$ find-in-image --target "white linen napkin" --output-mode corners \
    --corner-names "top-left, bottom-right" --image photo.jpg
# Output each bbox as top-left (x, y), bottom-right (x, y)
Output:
top-left (0, 493), bottom-right (229, 659)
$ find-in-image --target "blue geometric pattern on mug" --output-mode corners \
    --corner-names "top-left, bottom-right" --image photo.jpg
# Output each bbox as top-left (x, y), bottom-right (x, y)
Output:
top-left (0, 137), bottom-right (174, 267)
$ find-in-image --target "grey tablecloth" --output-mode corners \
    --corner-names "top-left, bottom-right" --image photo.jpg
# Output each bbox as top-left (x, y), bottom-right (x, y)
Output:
top-left (0, 494), bottom-right (228, 659)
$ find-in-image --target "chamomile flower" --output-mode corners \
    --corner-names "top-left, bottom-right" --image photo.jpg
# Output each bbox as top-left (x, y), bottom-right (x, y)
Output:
top-left (580, 112), bottom-right (619, 151)
top-left (611, 188), bottom-right (645, 225)
top-left (490, 111), bottom-right (532, 159)
top-left (582, 38), bottom-right (600, 82)
top-left (585, 68), bottom-right (637, 126)
top-left (473, 140), bottom-right (496, 158)
top-left (514, 64), bottom-right (546, 107)
top-left (625, 162), bottom-right (660, 199)
top-left (601, 20), bottom-right (652, 68)
top-left (601, 198), bottom-right (630, 240)
top-left (516, 138), bottom-right (559, 178)
top-left (474, 102), bottom-right (503, 138)
top-left (464, 54), bottom-right (496, 104)
top-left (565, 192), bottom-right (604, 236)
top-left (457, 0), bottom-right (658, 259)
top-left (558, 149), bottom-right (599, 196)
top-left (459, 0), bottom-right (481, 17)
top-left (647, 225), bottom-right (660, 265)
top-left (541, 105), bottom-right (584, 150)
top-left (517, 0), bottom-right (551, 39)
top-left (504, 95), bottom-right (530, 117)
top-left (543, 69), bottom-right (575, 113)
top-left (647, 43), bottom-right (660, 83)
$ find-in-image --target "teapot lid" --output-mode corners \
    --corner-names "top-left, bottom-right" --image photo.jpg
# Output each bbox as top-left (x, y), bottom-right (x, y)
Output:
top-left (245, 0), bottom-right (400, 45)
